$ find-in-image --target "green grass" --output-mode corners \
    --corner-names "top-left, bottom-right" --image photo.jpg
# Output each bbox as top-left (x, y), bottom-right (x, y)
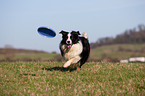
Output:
top-left (0, 62), bottom-right (145, 95)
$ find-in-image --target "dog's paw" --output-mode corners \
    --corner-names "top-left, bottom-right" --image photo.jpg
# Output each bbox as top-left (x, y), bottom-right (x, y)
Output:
top-left (63, 64), bottom-right (69, 68)
top-left (63, 61), bottom-right (71, 68)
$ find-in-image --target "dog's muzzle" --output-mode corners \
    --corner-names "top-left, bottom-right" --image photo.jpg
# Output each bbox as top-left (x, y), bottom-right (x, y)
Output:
top-left (67, 44), bottom-right (72, 48)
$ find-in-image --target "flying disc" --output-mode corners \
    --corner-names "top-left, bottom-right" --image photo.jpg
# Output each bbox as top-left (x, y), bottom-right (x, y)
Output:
top-left (37, 27), bottom-right (56, 38)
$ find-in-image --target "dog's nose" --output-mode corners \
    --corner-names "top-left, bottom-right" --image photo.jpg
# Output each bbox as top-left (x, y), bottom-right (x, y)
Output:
top-left (67, 41), bottom-right (70, 44)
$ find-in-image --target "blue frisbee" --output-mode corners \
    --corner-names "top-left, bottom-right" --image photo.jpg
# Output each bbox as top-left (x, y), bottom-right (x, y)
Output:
top-left (37, 27), bottom-right (56, 38)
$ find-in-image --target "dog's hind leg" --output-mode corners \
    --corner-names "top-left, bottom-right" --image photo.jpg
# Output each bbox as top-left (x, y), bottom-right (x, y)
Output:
top-left (77, 62), bottom-right (81, 72)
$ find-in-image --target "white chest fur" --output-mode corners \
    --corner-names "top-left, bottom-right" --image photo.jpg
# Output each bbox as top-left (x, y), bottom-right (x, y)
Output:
top-left (62, 41), bottom-right (83, 60)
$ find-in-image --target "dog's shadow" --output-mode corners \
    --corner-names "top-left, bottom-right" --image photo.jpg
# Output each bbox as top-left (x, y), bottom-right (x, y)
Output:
top-left (42, 66), bottom-right (77, 72)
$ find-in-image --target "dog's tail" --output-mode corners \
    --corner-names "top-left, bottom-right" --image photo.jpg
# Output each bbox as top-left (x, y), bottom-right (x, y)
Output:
top-left (82, 32), bottom-right (88, 39)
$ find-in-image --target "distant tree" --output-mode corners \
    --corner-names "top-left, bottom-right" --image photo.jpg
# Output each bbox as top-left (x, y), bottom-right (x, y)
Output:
top-left (138, 24), bottom-right (145, 31)
top-left (90, 42), bottom-right (99, 48)
top-left (90, 24), bottom-right (145, 49)
top-left (5, 45), bottom-right (14, 49)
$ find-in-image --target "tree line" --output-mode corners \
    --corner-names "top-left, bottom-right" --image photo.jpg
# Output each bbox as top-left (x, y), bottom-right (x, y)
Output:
top-left (90, 24), bottom-right (145, 49)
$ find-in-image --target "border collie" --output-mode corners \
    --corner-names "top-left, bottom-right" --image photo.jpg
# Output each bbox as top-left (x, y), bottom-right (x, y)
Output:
top-left (59, 30), bottom-right (90, 71)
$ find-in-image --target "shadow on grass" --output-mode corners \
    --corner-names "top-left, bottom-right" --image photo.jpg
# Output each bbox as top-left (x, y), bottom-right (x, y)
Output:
top-left (42, 66), bottom-right (77, 72)
top-left (20, 73), bottom-right (36, 76)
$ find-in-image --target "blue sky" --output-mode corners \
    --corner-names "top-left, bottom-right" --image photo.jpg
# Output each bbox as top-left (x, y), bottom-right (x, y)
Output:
top-left (0, 0), bottom-right (145, 52)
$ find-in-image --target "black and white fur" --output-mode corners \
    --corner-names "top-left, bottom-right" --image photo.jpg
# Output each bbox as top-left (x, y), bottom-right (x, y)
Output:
top-left (59, 30), bottom-right (90, 71)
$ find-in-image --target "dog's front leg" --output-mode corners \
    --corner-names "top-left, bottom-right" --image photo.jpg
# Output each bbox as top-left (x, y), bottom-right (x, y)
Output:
top-left (63, 60), bottom-right (72, 68)
top-left (63, 56), bottom-right (81, 68)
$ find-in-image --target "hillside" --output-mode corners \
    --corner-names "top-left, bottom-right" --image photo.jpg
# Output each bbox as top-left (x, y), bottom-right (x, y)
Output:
top-left (0, 48), bottom-right (58, 62)
top-left (90, 24), bottom-right (145, 49)
top-left (0, 48), bottom-right (46, 54)
top-left (89, 44), bottom-right (145, 62)
top-left (1, 43), bottom-right (145, 62)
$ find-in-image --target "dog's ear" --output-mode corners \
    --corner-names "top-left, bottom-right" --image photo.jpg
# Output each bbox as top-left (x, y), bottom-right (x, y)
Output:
top-left (59, 30), bottom-right (64, 34)
top-left (59, 30), bottom-right (68, 35)
top-left (77, 31), bottom-right (81, 35)
top-left (71, 31), bottom-right (81, 35)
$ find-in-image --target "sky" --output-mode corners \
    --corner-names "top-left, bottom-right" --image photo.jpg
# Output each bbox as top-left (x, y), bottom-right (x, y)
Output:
top-left (0, 0), bottom-right (145, 52)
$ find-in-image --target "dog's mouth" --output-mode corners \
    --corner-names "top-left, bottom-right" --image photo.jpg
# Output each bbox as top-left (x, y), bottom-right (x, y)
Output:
top-left (67, 44), bottom-right (72, 48)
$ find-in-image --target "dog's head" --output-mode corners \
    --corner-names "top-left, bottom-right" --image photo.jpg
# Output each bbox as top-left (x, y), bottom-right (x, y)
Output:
top-left (59, 30), bottom-right (81, 47)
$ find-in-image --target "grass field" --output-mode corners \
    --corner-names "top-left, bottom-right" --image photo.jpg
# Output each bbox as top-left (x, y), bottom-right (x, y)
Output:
top-left (0, 52), bottom-right (58, 62)
top-left (1, 44), bottom-right (145, 62)
top-left (0, 62), bottom-right (145, 96)
top-left (90, 44), bottom-right (145, 61)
